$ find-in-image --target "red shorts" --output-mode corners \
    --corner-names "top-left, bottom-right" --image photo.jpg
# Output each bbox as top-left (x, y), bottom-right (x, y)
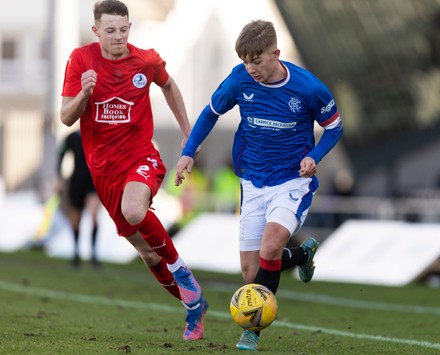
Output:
top-left (92, 154), bottom-right (166, 237)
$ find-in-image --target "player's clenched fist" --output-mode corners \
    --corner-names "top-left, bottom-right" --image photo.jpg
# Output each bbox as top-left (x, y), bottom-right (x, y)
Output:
top-left (299, 156), bottom-right (317, 178)
top-left (81, 69), bottom-right (97, 97)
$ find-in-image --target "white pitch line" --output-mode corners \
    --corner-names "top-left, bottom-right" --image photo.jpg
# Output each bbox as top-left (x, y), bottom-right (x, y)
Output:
top-left (272, 321), bottom-right (440, 350)
top-left (276, 289), bottom-right (440, 316)
top-left (0, 279), bottom-right (439, 350)
top-left (208, 282), bottom-right (440, 316)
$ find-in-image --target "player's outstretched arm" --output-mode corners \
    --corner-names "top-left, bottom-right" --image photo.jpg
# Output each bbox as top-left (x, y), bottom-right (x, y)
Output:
top-left (175, 105), bottom-right (220, 186)
top-left (160, 76), bottom-right (192, 139)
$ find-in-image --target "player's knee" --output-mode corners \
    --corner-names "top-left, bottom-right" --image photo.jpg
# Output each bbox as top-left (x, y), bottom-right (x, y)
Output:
top-left (122, 204), bottom-right (147, 226)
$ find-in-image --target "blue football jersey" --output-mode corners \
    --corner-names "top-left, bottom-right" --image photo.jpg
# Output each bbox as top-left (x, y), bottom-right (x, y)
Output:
top-left (209, 61), bottom-right (340, 188)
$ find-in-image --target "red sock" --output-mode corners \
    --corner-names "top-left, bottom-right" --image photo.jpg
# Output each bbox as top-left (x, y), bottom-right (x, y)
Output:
top-left (149, 259), bottom-right (181, 300)
top-left (136, 210), bottom-right (179, 264)
top-left (260, 257), bottom-right (281, 271)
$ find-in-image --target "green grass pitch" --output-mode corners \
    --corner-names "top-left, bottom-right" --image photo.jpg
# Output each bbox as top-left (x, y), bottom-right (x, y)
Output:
top-left (0, 250), bottom-right (439, 354)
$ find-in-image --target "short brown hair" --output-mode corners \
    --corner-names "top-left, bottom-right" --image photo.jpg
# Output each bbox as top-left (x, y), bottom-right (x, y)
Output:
top-left (94, 0), bottom-right (129, 21)
top-left (235, 20), bottom-right (277, 59)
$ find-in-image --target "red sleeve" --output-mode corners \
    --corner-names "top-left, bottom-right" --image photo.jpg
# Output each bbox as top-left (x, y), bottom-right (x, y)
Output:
top-left (149, 49), bottom-right (169, 87)
top-left (61, 48), bottom-right (83, 97)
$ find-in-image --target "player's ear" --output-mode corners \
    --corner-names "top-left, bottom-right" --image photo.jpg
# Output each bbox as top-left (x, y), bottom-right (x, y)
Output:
top-left (273, 49), bottom-right (280, 60)
top-left (92, 25), bottom-right (99, 37)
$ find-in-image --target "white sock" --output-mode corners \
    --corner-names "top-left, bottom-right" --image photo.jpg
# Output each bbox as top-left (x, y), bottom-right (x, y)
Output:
top-left (167, 255), bottom-right (185, 273)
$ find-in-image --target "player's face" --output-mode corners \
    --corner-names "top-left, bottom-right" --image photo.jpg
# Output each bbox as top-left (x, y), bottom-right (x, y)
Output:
top-left (241, 48), bottom-right (282, 84)
top-left (93, 14), bottom-right (131, 60)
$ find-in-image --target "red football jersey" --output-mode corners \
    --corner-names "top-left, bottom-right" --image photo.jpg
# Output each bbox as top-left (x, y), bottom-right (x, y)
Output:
top-left (62, 42), bottom-right (169, 175)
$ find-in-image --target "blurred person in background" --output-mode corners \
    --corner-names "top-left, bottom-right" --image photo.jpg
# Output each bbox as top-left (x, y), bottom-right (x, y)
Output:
top-left (57, 129), bottom-right (101, 269)
top-left (175, 19), bottom-right (343, 350)
top-left (59, 0), bottom-right (207, 340)
top-left (164, 164), bottom-right (208, 236)
top-left (212, 158), bottom-right (240, 214)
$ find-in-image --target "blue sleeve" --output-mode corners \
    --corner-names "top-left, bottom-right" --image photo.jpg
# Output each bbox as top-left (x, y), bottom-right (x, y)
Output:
top-left (182, 105), bottom-right (219, 157)
top-left (307, 121), bottom-right (343, 163)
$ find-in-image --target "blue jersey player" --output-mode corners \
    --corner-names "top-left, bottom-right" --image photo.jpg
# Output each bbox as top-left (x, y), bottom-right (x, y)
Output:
top-left (175, 20), bottom-right (343, 350)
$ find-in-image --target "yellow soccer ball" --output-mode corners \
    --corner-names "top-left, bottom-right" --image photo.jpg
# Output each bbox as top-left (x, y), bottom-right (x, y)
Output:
top-left (230, 283), bottom-right (278, 331)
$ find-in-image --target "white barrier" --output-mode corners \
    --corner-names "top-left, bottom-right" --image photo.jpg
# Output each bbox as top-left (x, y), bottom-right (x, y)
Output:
top-left (310, 220), bottom-right (440, 286)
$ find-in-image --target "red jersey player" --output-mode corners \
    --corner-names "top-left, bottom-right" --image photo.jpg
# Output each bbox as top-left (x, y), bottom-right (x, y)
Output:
top-left (60, 0), bottom-right (207, 340)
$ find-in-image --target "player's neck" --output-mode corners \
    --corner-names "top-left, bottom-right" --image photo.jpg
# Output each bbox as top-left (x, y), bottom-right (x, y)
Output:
top-left (266, 61), bottom-right (287, 84)
top-left (100, 46), bottom-right (130, 60)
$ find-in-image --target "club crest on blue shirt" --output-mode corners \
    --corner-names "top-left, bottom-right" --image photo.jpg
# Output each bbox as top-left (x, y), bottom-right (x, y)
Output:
top-left (288, 97), bottom-right (302, 113)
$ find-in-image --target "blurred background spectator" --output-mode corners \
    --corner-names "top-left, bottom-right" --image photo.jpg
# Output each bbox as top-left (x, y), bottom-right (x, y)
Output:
top-left (57, 129), bottom-right (101, 268)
